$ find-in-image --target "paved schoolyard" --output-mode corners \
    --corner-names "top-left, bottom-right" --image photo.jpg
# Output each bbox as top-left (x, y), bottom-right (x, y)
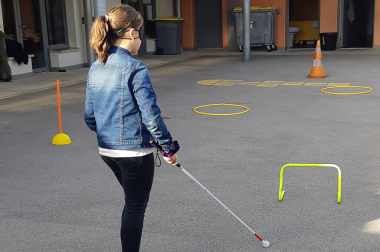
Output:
top-left (1, 53), bottom-right (380, 251)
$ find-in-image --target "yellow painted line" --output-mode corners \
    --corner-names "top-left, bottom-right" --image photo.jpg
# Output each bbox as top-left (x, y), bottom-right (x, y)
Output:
top-left (257, 81), bottom-right (284, 87)
top-left (196, 80), bottom-right (352, 88)
top-left (282, 82), bottom-right (304, 86)
top-left (214, 80), bottom-right (243, 86)
top-left (304, 82), bottom-right (327, 86)
top-left (197, 80), bottom-right (222, 85)
top-left (262, 81), bottom-right (284, 84)
top-left (238, 82), bottom-right (261, 85)
top-left (257, 83), bottom-right (279, 87)
top-left (327, 83), bottom-right (350, 87)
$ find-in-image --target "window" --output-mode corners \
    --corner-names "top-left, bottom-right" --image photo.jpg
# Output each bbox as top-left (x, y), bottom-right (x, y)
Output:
top-left (1, 0), bottom-right (17, 41)
top-left (44, 0), bottom-right (68, 48)
top-left (143, 0), bottom-right (155, 38)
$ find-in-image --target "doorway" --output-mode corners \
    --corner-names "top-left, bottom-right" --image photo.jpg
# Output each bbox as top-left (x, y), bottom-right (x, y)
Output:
top-left (339, 0), bottom-right (375, 48)
top-left (194, 0), bottom-right (223, 48)
top-left (1, 0), bottom-right (49, 72)
top-left (122, 0), bottom-right (156, 37)
top-left (288, 0), bottom-right (319, 49)
top-left (122, 0), bottom-right (155, 55)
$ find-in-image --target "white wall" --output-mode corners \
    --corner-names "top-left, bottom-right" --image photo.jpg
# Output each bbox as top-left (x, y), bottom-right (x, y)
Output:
top-left (65, 0), bottom-right (77, 47)
top-left (156, 0), bottom-right (174, 18)
top-left (8, 56), bottom-right (33, 75)
top-left (50, 48), bottom-right (87, 68)
top-left (74, 0), bottom-right (88, 63)
top-left (49, 0), bottom-right (91, 68)
top-left (59, 0), bottom-right (87, 66)
top-left (58, 0), bottom-right (122, 68)
top-left (107, 0), bottom-right (121, 13)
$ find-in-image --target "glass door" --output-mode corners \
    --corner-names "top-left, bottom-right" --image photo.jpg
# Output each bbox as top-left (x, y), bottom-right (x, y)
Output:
top-left (339, 0), bottom-right (375, 48)
top-left (121, 0), bottom-right (148, 55)
top-left (18, 0), bottom-right (47, 71)
top-left (1, 0), bottom-right (48, 72)
top-left (1, 0), bottom-right (18, 41)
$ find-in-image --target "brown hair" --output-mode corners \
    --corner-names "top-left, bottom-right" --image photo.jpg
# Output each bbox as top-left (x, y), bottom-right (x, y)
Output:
top-left (90, 4), bottom-right (143, 63)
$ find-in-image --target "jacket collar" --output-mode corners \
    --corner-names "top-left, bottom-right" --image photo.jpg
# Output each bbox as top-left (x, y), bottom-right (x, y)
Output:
top-left (108, 46), bottom-right (132, 56)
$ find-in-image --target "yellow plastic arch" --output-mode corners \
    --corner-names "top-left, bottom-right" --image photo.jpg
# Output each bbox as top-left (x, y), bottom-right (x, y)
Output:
top-left (321, 86), bottom-right (372, 95)
top-left (194, 104), bottom-right (249, 116)
top-left (279, 164), bottom-right (341, 204)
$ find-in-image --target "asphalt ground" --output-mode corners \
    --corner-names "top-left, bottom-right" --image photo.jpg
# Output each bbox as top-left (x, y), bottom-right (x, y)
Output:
top-left (1, 54), bottom-right (380, 251)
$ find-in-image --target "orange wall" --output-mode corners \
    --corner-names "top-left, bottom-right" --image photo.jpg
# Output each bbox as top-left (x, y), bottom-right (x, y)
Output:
top-left (375, 0), bottom-right (380, 46)
top-left (249, 0), bottom-right (287, 48)
top-left (320, 0), bottom-right (339, 33)
top-left (181, 0), bottom-right (196, 48)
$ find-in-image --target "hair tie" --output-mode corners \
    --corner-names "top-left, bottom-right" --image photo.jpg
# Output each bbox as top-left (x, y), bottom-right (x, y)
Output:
top-left (104, 15), bottom-right (109, 23)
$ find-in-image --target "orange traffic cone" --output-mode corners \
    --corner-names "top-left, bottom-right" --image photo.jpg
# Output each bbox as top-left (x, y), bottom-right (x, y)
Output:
top-left (307, 40), bottom-right (327, 79)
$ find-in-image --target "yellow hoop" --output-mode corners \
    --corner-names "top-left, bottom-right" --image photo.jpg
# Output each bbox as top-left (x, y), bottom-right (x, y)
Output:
top-left (321, 86), bottom-right (373, 95)
top-left (194, 104), bottom-right (249, 116)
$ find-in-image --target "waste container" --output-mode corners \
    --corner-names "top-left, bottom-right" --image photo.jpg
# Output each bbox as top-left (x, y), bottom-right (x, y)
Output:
top-left (154, 17), bottom-right (184, 55)
top-left (320, 33), bottom-right (337, 51)
top-left (233, 6), bottom-right (279, 52)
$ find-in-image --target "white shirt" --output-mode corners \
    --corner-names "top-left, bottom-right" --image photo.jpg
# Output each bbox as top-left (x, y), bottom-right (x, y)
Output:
top-left (99, 147), bottom-right (154, 158)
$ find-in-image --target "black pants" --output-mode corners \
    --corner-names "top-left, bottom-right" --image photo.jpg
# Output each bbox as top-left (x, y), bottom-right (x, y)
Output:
top-left (101, 153), bottom-right (155, 252)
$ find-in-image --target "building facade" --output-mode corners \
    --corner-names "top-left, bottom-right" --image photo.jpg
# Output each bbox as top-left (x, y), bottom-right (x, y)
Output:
top-left (0, 0), bottom-right (176, 79)
top-left (1, 0), bottom-right (379, 79)
top-left (182, 0), bottom-right (380, 50)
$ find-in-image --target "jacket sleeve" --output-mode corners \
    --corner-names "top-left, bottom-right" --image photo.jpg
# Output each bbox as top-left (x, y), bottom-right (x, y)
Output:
top-left (131, 62), bottom-right (175, 153)
top-left (84, 80), bottom-right (97, 132)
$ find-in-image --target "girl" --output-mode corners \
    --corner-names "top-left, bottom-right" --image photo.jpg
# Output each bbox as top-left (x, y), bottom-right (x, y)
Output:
top-left (85, 5), bottom-right (179, 252)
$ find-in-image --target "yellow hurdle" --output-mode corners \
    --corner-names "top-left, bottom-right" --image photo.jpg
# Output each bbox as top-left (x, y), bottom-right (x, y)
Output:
top-left (279, 164), bottom-right (341, 204)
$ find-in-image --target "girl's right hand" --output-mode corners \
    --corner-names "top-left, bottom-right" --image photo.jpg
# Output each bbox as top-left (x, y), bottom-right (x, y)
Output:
top-left (163, 154), bottom-right (178, 166)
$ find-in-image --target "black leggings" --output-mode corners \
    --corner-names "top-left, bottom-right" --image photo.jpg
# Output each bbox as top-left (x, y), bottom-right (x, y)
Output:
top-left (101, 153), bottom-right (155, 252)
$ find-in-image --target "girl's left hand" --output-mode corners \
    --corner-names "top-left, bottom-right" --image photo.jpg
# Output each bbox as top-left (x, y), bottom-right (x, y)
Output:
top-left (163, 154), bottom-right (178, 166)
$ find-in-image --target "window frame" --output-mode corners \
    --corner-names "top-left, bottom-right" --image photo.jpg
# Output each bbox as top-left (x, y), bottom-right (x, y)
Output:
top-left (0, 1), bottom-right (4, 32)
top-left (45, 0), bottom-right (69, 49)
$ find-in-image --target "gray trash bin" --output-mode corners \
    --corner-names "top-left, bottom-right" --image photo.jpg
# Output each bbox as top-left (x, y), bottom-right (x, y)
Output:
top-left (233, 6), bottom-right (279, 52)
top-left (154, 17), bottom-right (184, 55)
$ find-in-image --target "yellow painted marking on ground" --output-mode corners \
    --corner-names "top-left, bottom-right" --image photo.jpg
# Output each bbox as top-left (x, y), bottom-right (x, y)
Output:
top-left (196, 80), bottom-right (352, 88)
top-left (304, 82), bottom-right (327, 86)
top-left (197, 80), bottom-right (222, 85)
top-left (214, 80), bottom-right (243, 86)
top-left (282, 82), bottom-right (304, 86)
top-left (257, 83), bottom-right (279, 87)
top-left (262, 81), bottom-right (285, 84)
top-left (327, 83), bottom-right (350, 87)
top-left (257, 81), bottom-right (284, 87)
top-left (238, 82), bottom-right (261, 85)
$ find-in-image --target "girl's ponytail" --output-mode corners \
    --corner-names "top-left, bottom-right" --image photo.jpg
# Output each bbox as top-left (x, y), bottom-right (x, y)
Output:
top-left (90, 15), bottom-right (110, 63)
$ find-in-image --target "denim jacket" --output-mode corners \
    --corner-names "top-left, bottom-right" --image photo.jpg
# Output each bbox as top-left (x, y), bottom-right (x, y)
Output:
top-left (84, 46), bottom-right (175, 153)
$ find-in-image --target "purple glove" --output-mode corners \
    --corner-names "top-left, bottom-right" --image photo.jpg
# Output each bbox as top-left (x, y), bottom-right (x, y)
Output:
top-left (160, 140), bottom-right (180, 158)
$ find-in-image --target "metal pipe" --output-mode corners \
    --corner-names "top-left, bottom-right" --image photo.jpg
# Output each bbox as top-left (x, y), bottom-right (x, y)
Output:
top-left (242, 0), bottom-right (250, 62)
top-left (174, 0), bottom-right (181, 17)
top-left (83, 0), bottom-right (96, 66)
top-left (93, 0), bottom-right (107, 19)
